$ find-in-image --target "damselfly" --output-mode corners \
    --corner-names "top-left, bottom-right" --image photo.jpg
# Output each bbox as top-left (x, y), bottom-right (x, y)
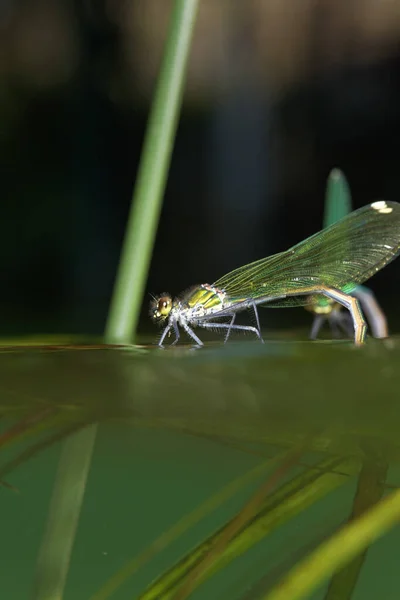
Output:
top-left (306, 170), bottom-right (388, 340)
top-left (150, 200), bottom-right (400, 347)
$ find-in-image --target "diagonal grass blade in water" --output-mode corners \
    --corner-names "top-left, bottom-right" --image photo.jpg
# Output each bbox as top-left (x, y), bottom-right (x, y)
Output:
top-left (170, 444), bottom-right (306, 600)
top-left (262, 486), bottom-right (400, 600)
top-left (90, 453), bottom-right (283, 600)
top-left (0, 421), bottom-right (93, 481)
top-left (0, 407), bottom-right (56, 450)
top-left (324, 453), bottom-right (388, 600)
top-left (308, 169), bottom-right (388, 340)
top-left (152, 200), bottom-right (400, 346)
top-left (139, 456), bottom-right (360, 600)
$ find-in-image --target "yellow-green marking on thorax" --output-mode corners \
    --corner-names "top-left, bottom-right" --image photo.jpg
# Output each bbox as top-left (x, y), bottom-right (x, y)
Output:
top-left (185, 285), bottom-right (225, 310)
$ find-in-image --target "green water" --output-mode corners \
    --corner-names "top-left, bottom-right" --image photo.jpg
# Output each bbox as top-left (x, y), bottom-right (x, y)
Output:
top-left (0, 338), bottom-right (400, 599)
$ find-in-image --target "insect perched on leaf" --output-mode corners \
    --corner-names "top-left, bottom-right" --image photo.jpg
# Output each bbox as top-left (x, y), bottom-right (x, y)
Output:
top-left (306, 169), bottom-right (388, 340)
top-left (150, 200), bottom-right (400, 347)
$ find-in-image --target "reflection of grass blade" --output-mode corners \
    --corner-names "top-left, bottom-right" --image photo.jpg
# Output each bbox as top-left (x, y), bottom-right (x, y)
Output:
top-left (0, 407), bottom-right (56, 450)
top-left (0, 480), bottom-right (18, 492)
top-left (263, 485), bottom-right (400, 600)
top-left (323, 168), bottom-right (352, 229)
top-left (91, 454), bottom-right (283, 600)
top-left (0, 422), bottom-right (90, 481)
top-left (140, 456), bottom-right (359, 600)
top-left (32, 425), bottom-right (97, 599)
top-left (0, 408), bottom-right (59, 491)
top-left (324, 455), bottom-right (388, 600)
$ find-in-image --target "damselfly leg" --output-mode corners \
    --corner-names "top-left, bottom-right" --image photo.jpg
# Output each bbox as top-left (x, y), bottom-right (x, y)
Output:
top-left (309, 314), bottom-right (325, 340)
top-left (310, 309), bottom-right (353, 340)
top-left (159, 324), bottom-right (172, 346)
top-left (352, 286), bottom-right (388, 338)
top-left (198, 320), bottom-right (263, 341)
top-left (251, 301), bottom-right (263, 341)
top-left (283, 285), bottom-right (366, 345)
top-left (170, 321), bottom-right (181, 345)
top-left (181, 323), bottom-right (203, 346)
top-left (222, 302), bottom-right (263, 344)
top-left (223, 314), bottom-right (236, 343)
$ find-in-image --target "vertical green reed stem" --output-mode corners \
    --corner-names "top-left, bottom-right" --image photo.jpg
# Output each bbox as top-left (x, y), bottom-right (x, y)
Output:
top-left (105, 0), bottom-right (200, 344)
top-left (32, 2), bottom-right (199, 598)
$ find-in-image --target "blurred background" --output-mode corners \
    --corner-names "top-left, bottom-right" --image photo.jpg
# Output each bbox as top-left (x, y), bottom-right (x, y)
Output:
top-left (2, 0), bottom-right (400, 338)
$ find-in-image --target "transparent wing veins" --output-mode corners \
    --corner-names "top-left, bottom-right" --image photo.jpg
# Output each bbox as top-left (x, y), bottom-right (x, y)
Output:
top-left (214, 202), bottom-right (400, 307)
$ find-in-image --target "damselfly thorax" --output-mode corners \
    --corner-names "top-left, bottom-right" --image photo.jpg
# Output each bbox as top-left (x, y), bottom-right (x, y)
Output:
top-left (150, 284), bottom-right (259, 347)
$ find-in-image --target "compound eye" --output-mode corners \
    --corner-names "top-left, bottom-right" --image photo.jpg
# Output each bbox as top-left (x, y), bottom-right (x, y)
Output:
top-left (150, 293), bottom-right (173, 322)
top-left (157, 296), bottom-right (172, 317)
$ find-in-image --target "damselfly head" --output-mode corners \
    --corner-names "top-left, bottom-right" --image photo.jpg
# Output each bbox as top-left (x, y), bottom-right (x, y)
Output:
top-left (149, 294), bottom-right (173, 323)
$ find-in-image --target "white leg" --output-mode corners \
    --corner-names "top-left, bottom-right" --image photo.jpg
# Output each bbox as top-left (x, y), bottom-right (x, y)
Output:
top-left (171, 321), bottom-right (181, 345)
top-left (224, 314), bottom-right (236, 343)
top-left (159, 324), bottom-right (171, 347)
top-left (309, 314), bottom-right (325, 340)
top-left (251, 301), bottom-right (264, 343)
top-left (352, 286), bottom-right (388, 338)
top-left (279, 286), bottom-right (366, 345)
top-left (199, 321), bottom-right (262, 341)
top-left (321, 289), bottom-right (366, 345)
top-left (182, 322), bottom-right (204, 346)
top-left (329, 311), bottom-right (344, 338)
top-left (331, 310), bottom-right (353, 337)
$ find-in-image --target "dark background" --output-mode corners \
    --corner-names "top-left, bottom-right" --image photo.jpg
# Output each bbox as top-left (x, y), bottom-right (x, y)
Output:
top-left (2, 0), bottom-right (400, 338)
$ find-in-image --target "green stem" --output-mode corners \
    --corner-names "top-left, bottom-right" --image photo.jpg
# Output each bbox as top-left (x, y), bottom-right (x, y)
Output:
top-left (31, 3), bottom-right (199, 598)
top-left (105, 0), bottom-right (200, 344)
top-left (324, 455), bottom-right (388, 600)
top-left (263, 487), bottom-right (400, 600)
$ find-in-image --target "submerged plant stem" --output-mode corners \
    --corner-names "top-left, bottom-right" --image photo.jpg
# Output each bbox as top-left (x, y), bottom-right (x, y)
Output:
top-left (91, 455), bottom-right (278, 600)
top-left (263, 486), bottom-right (400, 600)
top-left (140, 455), bottom-right (359, 600)
top-left (171, 444), bottom-right (306, 600)
top-left (324, 455), bottom-right (388, 600)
